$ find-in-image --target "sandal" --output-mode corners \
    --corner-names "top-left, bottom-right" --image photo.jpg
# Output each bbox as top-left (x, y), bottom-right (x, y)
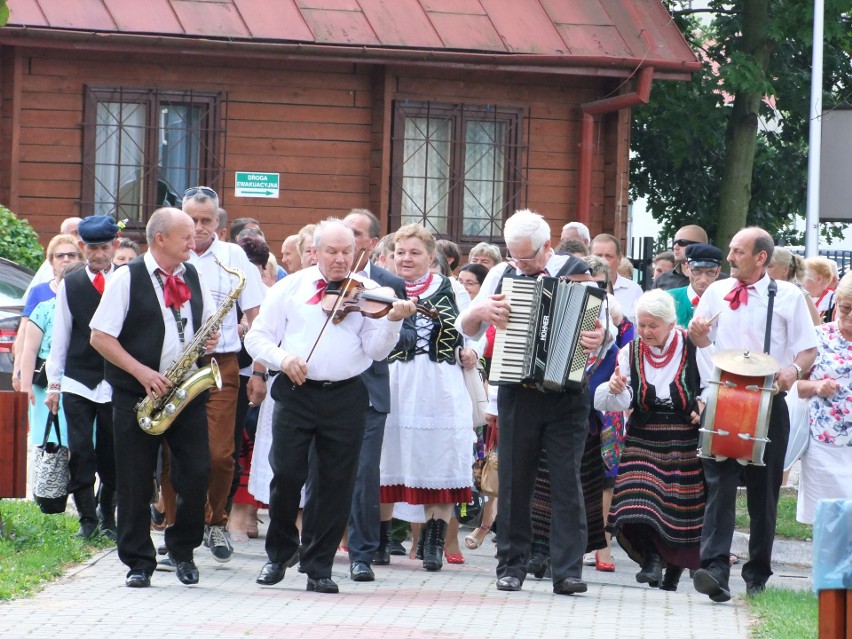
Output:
top-left (463, 525), bottom-right (491, 550)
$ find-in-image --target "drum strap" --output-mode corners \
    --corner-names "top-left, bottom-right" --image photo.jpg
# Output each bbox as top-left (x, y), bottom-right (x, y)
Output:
top-left (763, 280), bottom-right (778, 354)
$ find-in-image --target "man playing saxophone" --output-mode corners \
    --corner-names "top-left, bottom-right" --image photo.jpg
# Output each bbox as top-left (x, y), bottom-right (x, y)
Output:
top-left (91, 207), bottom-right (220, 588)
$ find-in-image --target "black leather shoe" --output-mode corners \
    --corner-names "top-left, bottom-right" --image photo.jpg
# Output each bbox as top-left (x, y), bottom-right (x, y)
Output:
top-left (636, 553), bottom-right (662, 588)
top-left (175, 560), bottom-right (199, 585)
top-left (693, 568), bottom-right (732, 603)
top-left (350, 561), bottom-right (375, 582)
top-left (746, 582), bottom-right (766, 598)
top-left (306, 577), bottom-right (339, 593)
top-left (125, 570), bottom-right (151, 588)
top-left (257, 561), bottom-right (287, 585)
top-left (496, 576), bottom-right (522, 591)
top-left (76, 521), bottom-right (99, 540)
top-left (389, 540), bottom-right (407, 556)
top-left (553, 577), bottom-right (588, 595)
top-left (660, 566), bottom-right (684, 592)
top-left (528, 554), bottom-right (550, 579)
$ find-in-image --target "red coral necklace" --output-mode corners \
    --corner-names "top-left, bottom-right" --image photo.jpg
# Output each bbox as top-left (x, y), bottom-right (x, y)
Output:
top-left (641, 330), bottom-right (678, 369)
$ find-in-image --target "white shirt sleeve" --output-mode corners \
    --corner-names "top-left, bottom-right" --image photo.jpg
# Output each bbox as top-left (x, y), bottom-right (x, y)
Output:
top-left (45, 280), bottom-right (71, 386)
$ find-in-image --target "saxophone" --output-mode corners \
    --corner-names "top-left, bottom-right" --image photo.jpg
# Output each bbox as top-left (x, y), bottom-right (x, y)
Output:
top-left (136, 256), bottom-right (246, 435)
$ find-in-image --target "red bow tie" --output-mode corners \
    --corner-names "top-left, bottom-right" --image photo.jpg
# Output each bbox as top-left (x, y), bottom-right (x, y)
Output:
top-left (307, 278), bottom-right (328, 305)
top-left (691, 295), bottom-right (700, 308)
top-left (158, 269), bottom-right (191, 311)
top-left (724, 281), bottom-right (750, 310)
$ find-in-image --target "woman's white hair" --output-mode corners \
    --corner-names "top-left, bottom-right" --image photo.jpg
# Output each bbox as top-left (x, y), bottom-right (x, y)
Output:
top-left (635, 289), bottom-right (676, 324)
top-left (504, 209), bottom-right (550, 249)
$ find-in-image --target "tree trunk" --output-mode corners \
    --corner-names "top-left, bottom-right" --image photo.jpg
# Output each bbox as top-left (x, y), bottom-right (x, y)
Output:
top-left (715, 0), bottom-right (775, 256)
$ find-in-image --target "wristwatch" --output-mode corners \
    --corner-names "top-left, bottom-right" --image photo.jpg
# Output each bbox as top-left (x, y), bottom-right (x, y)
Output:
top-left (791, 363), bottom-right (803, 380)
top-left (252, 370), bottom-right (269, 381)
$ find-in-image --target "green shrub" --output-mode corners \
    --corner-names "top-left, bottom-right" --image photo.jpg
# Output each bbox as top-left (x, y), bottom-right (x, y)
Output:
top-left (0, 205), bottom-right (43, 270)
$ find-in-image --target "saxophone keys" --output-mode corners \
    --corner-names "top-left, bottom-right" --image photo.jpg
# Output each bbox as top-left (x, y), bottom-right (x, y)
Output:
top-left (175, 389), bottom-right (188, 401)
top-left (164, 403), bottom-right (177, 416)
top-left (139, 417), bottom-right (153, 431)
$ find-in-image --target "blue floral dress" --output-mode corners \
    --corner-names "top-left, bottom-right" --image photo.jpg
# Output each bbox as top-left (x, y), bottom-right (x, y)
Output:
top-left (28, 298), bottom-right (70, 445)
top-left (808, 323), bottom-right (852, 446)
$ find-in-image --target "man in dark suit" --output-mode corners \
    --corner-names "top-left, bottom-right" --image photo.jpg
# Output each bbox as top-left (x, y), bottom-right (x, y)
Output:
top-left (341, 209), bottom-right (416, 582)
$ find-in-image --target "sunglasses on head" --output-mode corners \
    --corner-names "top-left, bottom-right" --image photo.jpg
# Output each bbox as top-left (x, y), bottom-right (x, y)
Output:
top-left (673, 239), bottom-right (699, 248)
top-left (184, 186), bottom-right (218, 199)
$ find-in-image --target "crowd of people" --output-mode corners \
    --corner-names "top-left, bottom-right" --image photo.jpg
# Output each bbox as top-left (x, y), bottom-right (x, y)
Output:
top-left (10, 200), bottom-right (850, 600)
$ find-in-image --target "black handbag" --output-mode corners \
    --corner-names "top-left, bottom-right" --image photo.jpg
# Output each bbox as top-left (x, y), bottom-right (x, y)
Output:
top-left (32, 412), bottom-right (70, 514)
top-left (32, 357), bottom-right (48, 388)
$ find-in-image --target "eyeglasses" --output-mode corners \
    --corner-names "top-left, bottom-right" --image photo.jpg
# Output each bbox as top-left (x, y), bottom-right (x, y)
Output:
top-left (184, 186), bottom-right (218, 199)
top-left (673, 239), bottom-right (699, 248)
top-left (506, 245), bottom-right (542, 264)
top-left (53, 251), bottom-right (79, 260)
top-left (837, 304), bottom-right (852, 315)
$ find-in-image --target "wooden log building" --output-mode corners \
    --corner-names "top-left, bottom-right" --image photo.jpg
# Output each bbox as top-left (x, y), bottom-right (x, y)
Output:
top-left (0, 0), bottom-right (699, 253)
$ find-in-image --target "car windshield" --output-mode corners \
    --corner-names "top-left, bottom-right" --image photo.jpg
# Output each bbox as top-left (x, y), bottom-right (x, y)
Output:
top-left (0, 262), bottom-right (34, 306)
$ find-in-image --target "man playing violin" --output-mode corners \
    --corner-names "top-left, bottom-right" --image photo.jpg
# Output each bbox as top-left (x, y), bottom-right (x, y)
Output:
top-left (245, 218), bottom-right (416, 594)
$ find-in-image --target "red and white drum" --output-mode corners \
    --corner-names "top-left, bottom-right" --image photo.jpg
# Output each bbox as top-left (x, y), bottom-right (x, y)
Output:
top-left (698, 350), bottom-right (780, 466)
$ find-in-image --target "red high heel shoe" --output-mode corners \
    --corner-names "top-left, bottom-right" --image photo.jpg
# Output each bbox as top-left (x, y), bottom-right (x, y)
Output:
top-left (595, 550), bottom-right (615, 572)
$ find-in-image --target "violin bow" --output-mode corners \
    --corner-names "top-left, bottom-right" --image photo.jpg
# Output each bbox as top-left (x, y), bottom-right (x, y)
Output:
top-left (303, 248), bottom-right (367, 367)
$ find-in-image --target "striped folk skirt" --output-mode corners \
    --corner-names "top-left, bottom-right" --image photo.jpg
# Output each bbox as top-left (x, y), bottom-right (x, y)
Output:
top-left (608, 411), bottom-right (705, 569)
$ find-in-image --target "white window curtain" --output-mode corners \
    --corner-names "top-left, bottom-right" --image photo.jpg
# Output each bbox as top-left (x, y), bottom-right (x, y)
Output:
top-left (94, 102), bottom-right (145, 219)
top-left (159, 104), bottom-right (201, 202)
top-left (401, 117), bottom-right (451, 235)
top-left (463, 120), bottom-right (505, 237)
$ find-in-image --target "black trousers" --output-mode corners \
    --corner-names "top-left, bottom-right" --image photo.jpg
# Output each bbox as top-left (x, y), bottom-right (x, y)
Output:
top-left (496, 385), bottom-right (589, 584)
top-left (266, 378), bottom-right (367, 579)
top-left (62, 393), bottom-right (115, 497)
top-left (700, 393), bottom-right (790, 587)
top-left (112, 388), bottom-right (210, 576)
top-left (346, 406), bottom-right (388, 563)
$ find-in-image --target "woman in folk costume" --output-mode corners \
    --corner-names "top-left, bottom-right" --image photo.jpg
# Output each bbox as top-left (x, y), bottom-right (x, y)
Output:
top-left (594, 289), bottom-right (706, 592)
top-left (379, 223), bottom-right (479, 572)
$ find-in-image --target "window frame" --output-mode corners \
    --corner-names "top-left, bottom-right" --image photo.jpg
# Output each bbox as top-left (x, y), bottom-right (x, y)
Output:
top-left (390, 100), bottom-right (525, 245)
top-left (82, 86), bottom-right (224, 231)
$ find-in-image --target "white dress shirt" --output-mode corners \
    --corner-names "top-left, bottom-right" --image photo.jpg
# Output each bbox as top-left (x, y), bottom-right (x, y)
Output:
top-left (89, 252), bottom-right (215, 375)
top-left (189, 236), bottom-right (265, 354)
top-left (47, 264), bottom-right (115, 402)
top-left (693, 274), bottom-right (817, 384)
top-left (244, 265), bottom-right (403, 381)
top-left (613, 273), bottom-right (644, 324)
top-left (457, 254), bottom-right (612, 344)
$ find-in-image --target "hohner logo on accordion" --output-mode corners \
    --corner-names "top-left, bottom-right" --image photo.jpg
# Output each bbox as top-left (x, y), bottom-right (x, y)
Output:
top-left (490, 277), bottom-right (605, 392)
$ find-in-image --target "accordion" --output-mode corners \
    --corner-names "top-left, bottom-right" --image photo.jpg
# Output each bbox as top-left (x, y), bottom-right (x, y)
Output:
top-left (490, 277), bottom-right (605, 392)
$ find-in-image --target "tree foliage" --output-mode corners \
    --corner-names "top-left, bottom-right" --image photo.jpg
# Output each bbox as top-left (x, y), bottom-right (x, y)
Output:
top-left (631, 0), bottom-right (852, 248)
top-left (0, 205), bottom-right (44, 270)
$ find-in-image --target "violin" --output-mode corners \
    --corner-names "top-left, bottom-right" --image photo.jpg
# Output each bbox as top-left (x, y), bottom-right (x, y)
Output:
top-left (321, 277), bottom-right (438, 324)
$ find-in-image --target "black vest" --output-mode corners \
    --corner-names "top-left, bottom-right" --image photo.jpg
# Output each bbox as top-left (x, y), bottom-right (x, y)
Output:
top-left (64, 267), bottom-right (107, 389)
top-left (103, 257), bottom-right (203, 397)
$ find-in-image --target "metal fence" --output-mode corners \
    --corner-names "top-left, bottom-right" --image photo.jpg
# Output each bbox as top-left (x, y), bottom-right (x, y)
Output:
top-left (628, 239), bottom-right (852, 289)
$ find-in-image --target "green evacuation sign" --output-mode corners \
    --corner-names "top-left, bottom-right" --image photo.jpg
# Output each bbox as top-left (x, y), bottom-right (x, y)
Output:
top-left (235, 172), bottom-right (280, 198)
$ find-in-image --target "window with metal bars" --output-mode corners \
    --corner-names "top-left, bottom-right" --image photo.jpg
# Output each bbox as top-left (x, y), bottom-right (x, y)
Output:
top-left (390, 101), bottom-right (524, 245)
top-left (82, 87), bottom-right (224, 227)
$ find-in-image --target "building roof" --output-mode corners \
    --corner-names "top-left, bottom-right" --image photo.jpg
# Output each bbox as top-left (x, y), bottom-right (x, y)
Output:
top-left (3, 0), bottom-right (700, 78)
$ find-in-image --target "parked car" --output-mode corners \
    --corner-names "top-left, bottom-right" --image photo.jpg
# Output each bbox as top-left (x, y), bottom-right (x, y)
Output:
top-left (0, 257), bottom-right (36, 391)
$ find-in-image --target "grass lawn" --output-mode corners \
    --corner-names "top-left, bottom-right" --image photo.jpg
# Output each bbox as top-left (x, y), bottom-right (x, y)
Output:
top-left (735, 490), bottom-right (812, 541)
top-left (748, 587), bottom-right (818, 639)
top-left (0, 499), bottom-right (112, 600)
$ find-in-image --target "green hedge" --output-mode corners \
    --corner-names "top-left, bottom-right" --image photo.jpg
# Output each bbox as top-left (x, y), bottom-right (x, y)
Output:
top-left (0, 205), bottom-right (43, 270)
